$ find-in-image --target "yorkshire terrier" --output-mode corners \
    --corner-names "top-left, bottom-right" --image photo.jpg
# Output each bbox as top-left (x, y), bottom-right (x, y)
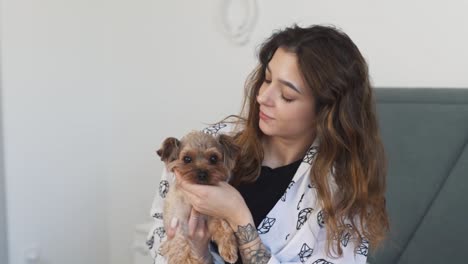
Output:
top-left (156, 130), bottom-right (240, 264)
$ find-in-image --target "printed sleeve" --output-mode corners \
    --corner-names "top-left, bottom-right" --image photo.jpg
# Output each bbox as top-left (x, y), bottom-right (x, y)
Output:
top-left (264, 213), bottom-right (368, 264)
top-left (264, 227), bottom-right (367, 264)
top-left (301, 226), bottom-right (368, 264)
top-left (201, 122), bottom-right (239, 137)
top-left (146, 166), bottom-right (172, 263)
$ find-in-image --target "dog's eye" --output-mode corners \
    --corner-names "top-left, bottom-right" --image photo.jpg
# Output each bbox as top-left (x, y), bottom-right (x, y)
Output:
top-left (183, 156), bottom-right (192, 164)
top-left (209, 155), bottom-right (218, 164)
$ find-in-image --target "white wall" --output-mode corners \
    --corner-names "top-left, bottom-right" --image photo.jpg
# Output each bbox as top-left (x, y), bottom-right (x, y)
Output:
top-left (1, 0), bottom-right (467, 264)
top-left (1, 2), bottom-right (9, 262)
top-left (1, 49), bottom-right (8, 264)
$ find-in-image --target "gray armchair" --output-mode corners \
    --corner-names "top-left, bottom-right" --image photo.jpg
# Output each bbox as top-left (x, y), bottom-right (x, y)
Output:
top-left (369, 88), bottom-right (468, 263)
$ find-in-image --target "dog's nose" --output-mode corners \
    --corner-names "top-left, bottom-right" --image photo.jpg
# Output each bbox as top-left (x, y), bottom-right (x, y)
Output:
top-left (197, 170), bottom-right (208, 181)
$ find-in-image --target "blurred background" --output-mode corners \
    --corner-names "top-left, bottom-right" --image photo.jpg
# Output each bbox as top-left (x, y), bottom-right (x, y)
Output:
top-left (0, 0), bottom-right (467, 264)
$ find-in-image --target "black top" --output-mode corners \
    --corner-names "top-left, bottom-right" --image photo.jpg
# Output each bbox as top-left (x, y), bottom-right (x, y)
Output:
top-left (237, 158), bottom-right (303, 227)
top-left (218, 158), bottom-right (303, 263)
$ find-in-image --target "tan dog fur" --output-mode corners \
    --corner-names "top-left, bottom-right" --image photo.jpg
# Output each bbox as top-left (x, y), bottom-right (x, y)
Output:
top-left (156, 130), bottom-right (240, 264)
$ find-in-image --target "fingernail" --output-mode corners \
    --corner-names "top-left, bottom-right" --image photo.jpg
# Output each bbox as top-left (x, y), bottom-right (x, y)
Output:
top-left (170, 217), bottom-right (178, 228)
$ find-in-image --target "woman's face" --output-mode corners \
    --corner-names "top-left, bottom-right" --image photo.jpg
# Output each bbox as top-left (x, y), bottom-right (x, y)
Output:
top-left (257, 47), bottom-right (316, 140)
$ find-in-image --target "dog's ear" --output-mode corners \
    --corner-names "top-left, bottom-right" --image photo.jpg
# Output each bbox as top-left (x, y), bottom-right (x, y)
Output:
top-left (217, 134), bottom-right (240, 170)
top-left (156, 137), bottom-right (180, 162)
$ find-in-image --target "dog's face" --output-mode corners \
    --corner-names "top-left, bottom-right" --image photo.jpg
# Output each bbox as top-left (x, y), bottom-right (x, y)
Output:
top-left (156, 131), bottom-right (240, 185)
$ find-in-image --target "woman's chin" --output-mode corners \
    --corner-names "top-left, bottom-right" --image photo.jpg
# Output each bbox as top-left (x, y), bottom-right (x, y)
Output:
top-left (259, 120), bottom-right (274, 136)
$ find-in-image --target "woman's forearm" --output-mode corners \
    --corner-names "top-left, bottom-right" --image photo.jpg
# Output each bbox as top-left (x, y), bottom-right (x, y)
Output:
top-left (234, 223), bottom-right (272, 264)
top-left (225, 199), bottom-right (272, 263)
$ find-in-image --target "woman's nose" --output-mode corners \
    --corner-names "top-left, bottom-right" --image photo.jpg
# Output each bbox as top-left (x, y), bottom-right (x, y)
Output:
top-left (257, 86), bottom-right (275, 106)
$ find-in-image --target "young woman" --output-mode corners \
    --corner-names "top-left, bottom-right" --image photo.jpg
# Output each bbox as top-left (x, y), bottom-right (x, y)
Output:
top-left (147, 24), bottom-right (389, 264)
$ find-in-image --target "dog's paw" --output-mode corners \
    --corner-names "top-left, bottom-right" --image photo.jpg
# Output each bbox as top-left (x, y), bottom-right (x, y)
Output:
top-left (159, 241), bottom-right (169, 256)
top-left (219, 243), bottom-right (238, 263)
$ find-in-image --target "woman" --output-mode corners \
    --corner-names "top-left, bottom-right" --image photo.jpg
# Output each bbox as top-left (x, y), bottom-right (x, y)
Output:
top-left (147, 24), bottom-right (389, 264)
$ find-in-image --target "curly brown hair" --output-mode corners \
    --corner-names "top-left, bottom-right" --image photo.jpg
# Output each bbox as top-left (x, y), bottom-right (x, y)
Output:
top-left (214, 24), bottom-right (389, 258)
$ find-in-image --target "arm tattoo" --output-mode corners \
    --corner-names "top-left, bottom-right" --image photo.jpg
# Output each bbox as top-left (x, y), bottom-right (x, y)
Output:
top-left (240, 244), bottom-right (271, 264)
top-left (234, 223), bottom-right (272, 264)
top-left (234, 223), bottom-right (258, 246)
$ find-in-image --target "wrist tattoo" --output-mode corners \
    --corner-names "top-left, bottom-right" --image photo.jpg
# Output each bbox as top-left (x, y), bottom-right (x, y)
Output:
top-left (234, 223), bottom-right (271, 264)
top-left (242, 244), bottom-right (271, 264)
top-left (234, 223), bottom-right (259, 246)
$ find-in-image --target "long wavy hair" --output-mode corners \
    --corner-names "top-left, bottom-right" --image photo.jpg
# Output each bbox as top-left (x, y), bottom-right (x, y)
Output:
top-left (214, 24), bottom-right (389, 257)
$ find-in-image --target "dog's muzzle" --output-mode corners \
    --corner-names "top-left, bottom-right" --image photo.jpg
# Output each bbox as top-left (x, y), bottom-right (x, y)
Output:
top-left (197, 169), bottom-right (209, 182)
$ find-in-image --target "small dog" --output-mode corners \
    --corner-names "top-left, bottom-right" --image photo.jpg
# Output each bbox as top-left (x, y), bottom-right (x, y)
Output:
top-left (156, 130), bottom-right (240, 264)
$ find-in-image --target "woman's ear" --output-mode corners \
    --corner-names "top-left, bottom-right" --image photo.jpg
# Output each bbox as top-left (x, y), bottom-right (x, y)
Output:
top-left (217, 134), bottom-right (241, 170)
top-left (156, 137), bottom-right (180, 163)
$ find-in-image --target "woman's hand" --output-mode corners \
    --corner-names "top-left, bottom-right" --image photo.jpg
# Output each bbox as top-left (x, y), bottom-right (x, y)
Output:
top-left (172, 170), bottom-right (269, 263)
top-left (174, 169), bottom-right (254, 230)
top-left (166, 208), bottom-right (212, 263)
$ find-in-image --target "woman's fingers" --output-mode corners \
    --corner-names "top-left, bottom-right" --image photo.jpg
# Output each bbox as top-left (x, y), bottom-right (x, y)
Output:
top-left (188, 208), bottom-right (201, 238)
top-left (196, 215), bottom-right (208, 238)
top-left (166, 217), bottom-right (178, 240)
top-left (173, 169), bottom-right (182, 181)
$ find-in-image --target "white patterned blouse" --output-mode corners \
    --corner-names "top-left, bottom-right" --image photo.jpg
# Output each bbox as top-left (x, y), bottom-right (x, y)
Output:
top-left (146, 122), bottom-right (368, 264)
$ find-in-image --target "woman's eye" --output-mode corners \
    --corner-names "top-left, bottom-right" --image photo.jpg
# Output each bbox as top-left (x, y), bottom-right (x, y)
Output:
top-left (264, 79), bottom-right (272, 84)
top-left (209, 155), bottom-right (218, 164)
top-left (183, 156), bottom-right (192, 163)
top-left (281, 95), bottom-right (294, 103)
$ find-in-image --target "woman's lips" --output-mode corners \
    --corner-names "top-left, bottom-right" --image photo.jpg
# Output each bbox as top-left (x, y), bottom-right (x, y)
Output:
top-left (259, 110), bottom-right (274, 120)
